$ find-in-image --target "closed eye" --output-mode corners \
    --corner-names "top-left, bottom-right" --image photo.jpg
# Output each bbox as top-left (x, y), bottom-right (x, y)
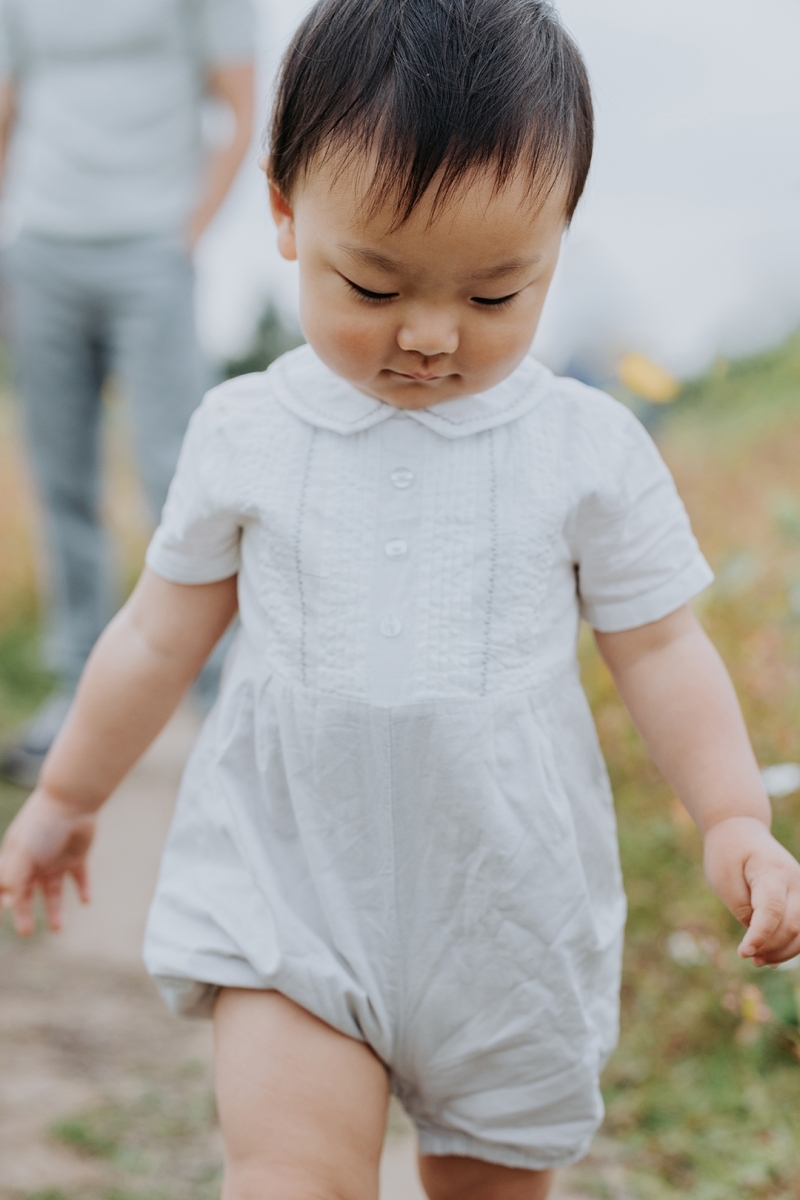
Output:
top-left (472, 292), bottom-right (520, 308)
top-left (344, 277), bottom-right (399, 303)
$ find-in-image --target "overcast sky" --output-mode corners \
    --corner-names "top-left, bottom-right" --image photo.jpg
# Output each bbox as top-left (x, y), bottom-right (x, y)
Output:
top-left (196, 0), bottom-right (800, 379)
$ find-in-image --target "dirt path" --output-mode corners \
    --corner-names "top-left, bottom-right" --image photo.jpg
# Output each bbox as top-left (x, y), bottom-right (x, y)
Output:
top-left (0, 711), bottom-right (605, 1198)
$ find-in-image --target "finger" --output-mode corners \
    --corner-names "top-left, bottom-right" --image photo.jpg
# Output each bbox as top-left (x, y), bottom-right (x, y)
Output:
top-left (70, 861), bottom-right (91, 906)
top-left (749, 897), bottom-right (800, 966)
top-left (751, 938), bottom-right (800, 967)
top-left (738, 879), bottom-right (786, 958)
top-left (0, 852), bottom-right (36, 934)
top-left (13, 882), bottom-right (36, 938)
top-left (742, 910), bottom-right (798, 964)
top-left (42, 875), bottom-right (64, 932)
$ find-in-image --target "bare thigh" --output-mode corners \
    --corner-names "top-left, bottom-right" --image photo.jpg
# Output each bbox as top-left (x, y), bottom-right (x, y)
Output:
top-left (214, 988), bottom-right (390, 1200)
top-left (419, 1155), bottom-right (555, 1200)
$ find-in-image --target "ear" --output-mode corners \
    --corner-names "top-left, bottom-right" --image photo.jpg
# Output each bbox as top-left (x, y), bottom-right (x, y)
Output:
top-left (269, 182), bottom-right (297, 262)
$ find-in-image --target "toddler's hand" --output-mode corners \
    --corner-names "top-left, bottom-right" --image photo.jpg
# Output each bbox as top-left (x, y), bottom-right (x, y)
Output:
top-left (0, 789), bottom-right (95, 936)
top-left (703, 816), bottom-right (800, 967)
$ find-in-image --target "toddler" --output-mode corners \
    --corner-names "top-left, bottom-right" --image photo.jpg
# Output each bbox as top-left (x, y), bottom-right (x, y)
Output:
top-left (2, 0), bottom-right (800, 1196)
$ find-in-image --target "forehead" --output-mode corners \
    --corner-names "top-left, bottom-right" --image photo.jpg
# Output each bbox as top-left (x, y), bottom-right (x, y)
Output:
top-left (294, 155), bottom-right (570, 274)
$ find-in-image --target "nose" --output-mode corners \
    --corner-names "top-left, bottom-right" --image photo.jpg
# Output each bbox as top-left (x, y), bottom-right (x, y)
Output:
top-left (397, 308), bottom-right (459, 357)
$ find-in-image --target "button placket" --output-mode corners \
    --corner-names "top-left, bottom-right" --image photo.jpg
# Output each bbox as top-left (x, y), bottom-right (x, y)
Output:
top-left (380, 463), bottom-right (415, 635)
top-left (390, 466), bottom-right (415, 489)
top-left (367, 423), bottom-right (425, 704)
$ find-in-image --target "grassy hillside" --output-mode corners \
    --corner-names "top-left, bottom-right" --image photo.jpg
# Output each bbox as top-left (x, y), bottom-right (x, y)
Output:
top-left (575, 332), bottom-right (800, 1198)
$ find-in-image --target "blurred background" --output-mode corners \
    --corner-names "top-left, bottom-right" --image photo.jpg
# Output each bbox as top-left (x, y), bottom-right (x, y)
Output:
top-left (1, 2), bottom-right (800, 1198)
top-left (197, 0), bottom-right (800, 382)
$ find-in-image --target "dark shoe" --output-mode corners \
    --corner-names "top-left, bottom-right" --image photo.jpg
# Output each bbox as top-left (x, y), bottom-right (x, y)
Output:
top-left (0, 692), bottom-right (73, 789)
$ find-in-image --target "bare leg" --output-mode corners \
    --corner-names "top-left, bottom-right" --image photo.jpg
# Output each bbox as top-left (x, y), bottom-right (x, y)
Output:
top-left (419, 1155), bottom-right (555, 1200)
top-left (215, 988), bottom-right (389, 1200)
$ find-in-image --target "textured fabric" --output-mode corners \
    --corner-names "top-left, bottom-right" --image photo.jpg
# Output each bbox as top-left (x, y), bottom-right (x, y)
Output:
top-left (144, 345), bottom-right (713, 1168)
top-left (0, 0), bottom-right (254, 238)
top-left (3, 232), bottom-right (207, 686)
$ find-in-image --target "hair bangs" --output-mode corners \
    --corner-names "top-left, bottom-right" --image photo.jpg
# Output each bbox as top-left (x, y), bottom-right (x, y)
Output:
top-left (269, 0), bottom-right (593, 226)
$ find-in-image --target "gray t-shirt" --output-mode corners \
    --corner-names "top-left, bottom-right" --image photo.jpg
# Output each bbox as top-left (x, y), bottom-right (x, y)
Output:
top-left (0, 0), bottom-right (255, 238)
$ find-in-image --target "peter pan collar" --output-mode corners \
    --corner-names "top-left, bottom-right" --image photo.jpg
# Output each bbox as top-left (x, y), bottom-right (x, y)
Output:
top-left (268, 344), bottom-right (551, 439)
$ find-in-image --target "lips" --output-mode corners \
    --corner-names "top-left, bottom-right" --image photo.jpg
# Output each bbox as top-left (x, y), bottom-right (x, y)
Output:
top-left (393, 370), bottom-right (445, 382)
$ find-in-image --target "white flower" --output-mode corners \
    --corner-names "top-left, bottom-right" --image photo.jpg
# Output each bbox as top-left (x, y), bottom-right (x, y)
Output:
top-left (667, 930), bottom-right (704, 966)
top-left (760, 763), bottom-right (800, 799)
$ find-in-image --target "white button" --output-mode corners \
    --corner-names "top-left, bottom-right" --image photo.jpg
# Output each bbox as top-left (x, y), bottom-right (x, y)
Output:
top-left (380, 614), bottom-right (403, 637)
top-left (385, 539), bottom-right (408, 559)
top-left (390, 467), bottom-right (415, 489)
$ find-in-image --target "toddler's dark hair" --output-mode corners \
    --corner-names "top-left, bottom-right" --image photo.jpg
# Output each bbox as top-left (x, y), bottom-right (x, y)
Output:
top-left (268, 0), bottom-right (593, 225)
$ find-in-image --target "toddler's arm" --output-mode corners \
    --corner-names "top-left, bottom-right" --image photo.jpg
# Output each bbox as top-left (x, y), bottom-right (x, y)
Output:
top-left (0, 568), bottom-right (238, 936)
top-left (596, 604), bottom-right (800, 967)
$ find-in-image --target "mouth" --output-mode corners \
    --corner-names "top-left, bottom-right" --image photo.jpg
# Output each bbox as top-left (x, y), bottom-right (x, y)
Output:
top-left (389, 369), bottom-right (449, 383)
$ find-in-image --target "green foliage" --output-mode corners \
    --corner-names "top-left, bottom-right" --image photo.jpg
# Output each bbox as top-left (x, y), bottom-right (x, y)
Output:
top-left (52, 1116), bottom-right (120, 1158)
top-left (675, 331), bottom-right (800, 430)
top-left (582, 623), bottom-right (800, 1193)
top-left (0, 775), bottom-right (25, 837)
top-left (223, 303), bottom-right (304, 379)
top-left (36, 1074), bottom-right (221, 1200)
top-left (770, 492), bottom-right (800, 543)
top-left (0, 621), bottom-right (55, 834)
top-left (575, 328), bottom-right (800, 1195)
top-left (0, 620), bottom-right (53, 728)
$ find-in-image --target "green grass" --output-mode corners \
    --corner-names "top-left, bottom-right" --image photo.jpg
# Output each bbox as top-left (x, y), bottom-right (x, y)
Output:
top-left (52, 1116), bottom-right (121, 1159)
top-left (0, 774), bottom-right (27, 837)
top-left (28, 1070), bottom-right (222, 1200)
top-left (0, 620), bottom-right (54, 727)
top-left (673, 330), bottom-right (800, 432)
top-left (0, 620), bottom-right (54, 835)
top-left (573, 328), bottom-right (800, 1196)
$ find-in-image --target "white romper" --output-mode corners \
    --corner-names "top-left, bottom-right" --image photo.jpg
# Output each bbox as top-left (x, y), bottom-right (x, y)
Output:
top-left (143, 345), bottom-right (713, 1170)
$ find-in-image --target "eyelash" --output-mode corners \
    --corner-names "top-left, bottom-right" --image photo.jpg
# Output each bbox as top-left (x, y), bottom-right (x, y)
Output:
top-left (344, 277), bottom-right (520, 310)
top-left (345, 279), bottom-right (398, 304)
top-left (471, 293), bottom-right (519, 309)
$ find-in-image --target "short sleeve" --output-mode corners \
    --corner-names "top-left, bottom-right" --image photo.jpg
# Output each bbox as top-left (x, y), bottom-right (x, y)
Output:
top-left (145, 398), bottom-right (242, 585)
top-left (570, 407), bottom-right (713, 632)
top-left (198, 0), bottom-right (255, 65)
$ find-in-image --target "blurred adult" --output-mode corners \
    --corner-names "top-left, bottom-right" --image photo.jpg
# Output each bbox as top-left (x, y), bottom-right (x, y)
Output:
top-left (0, 0), bottom-right (255, 785)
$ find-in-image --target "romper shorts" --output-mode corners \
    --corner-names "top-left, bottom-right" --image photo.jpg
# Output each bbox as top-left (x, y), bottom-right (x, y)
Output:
top-left (145, 653), bottom-right (626, 1171)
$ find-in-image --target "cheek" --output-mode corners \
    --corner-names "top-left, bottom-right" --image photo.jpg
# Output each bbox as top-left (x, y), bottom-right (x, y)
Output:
top-left (469, 289), bottom-right (551, 366)
top-left (466, 316), bottom-right (529, 367)
top-left (302, 298), bottom-right (388, 367)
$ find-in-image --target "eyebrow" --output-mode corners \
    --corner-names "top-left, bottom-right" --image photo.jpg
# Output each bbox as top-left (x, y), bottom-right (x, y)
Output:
top-left (468, 255), bottom-right (541, 282)
top-left (339, 244), bottom-right (541, 282)
top-left (339, 244), bottom-right (404, 273)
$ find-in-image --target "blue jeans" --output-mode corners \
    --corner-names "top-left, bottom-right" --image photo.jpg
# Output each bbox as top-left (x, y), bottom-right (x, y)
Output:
top-left (4, 232), bottom-right (209, 690)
